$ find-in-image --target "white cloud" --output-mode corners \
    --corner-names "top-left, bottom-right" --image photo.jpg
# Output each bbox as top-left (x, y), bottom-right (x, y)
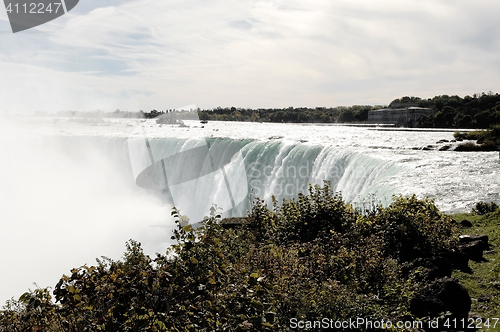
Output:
top-left (1, 0), bottom-right (500, 111)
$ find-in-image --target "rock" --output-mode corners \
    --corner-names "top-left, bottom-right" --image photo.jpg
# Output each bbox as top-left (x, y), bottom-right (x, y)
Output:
top-left (460, 219), bottom-right (473, 228)
top-left (441, 250), bottom-right (470, 271)
top-left (458, 240), bottom-right (487, 262)
top-left (458, 235), bottom-right (489, 262)
top-left (439, 145), bottom-right (451, 151)
top-left (409, 294), bottom-right (446, 317)
top-left (410, 277), bottom-right (471, 319)
top-left (459, 234), bottom-right (489, 248)
top-left (435, 278), bottom-right (471, 317)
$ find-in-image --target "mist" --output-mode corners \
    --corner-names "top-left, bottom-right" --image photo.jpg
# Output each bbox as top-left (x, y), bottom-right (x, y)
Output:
top-left (0, 116), bottom-right (175, 304)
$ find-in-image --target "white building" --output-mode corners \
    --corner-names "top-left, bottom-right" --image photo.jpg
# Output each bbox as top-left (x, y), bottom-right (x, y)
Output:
top-left (367, 107), bottom-right (434, 127)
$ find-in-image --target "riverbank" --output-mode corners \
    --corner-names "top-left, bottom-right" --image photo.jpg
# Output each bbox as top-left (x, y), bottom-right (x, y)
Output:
top-left (451, 210), bottom-right (500, 325)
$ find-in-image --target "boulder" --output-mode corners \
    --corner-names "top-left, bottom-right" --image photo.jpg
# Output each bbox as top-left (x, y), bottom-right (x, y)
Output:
top-left (440, 250), bottom-right (470, 271)
top-left (458, 235), bottom-right (489, 262)
top-left (434, 278), bottom-right (471, 318)
top-left (409, 294), bottom-right (446, 318)
top-left (460, 219), bottom-right (473, 228)
top-left (410, 277), bottom-right (471, 319)
top-left (459, 241), bottom-right (487, 261)
top-left (459, 234), bottom-right (489, 248)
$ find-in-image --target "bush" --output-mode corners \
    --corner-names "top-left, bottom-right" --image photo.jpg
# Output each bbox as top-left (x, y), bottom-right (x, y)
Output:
top-left (455, 142), bottom-right (497, 151)
top-left (1, 185), bottom-right (460, 331)
top-left (361, 195), bottom-right (458, 262)
top-left (472, 201), bottom-right (499, 215)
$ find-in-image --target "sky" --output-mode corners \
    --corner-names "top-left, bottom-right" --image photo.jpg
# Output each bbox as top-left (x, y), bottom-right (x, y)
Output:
top-left (0, 0), bottom-right (500, 112)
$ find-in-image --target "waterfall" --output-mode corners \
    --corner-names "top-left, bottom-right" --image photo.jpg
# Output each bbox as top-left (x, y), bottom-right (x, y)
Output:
top-left (127, 136), bottom-right (401, 223)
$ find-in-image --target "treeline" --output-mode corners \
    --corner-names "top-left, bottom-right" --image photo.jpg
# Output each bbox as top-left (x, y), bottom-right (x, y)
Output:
top-left (1, 184), bottom-right (465, 331)
top-left (407, 92), bottom-right (500, 128)
top-left (34, 91), bottom-right (500, 128)
top-left (198, 92), bottom-right (500, 128)
top-left (198, 105), bottom-right (381, 123)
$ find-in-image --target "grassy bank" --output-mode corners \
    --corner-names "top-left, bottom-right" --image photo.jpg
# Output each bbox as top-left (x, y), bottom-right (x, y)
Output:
top-left (451, 210), bottom-right (500, 326)
top-left (454, 125), bottom-right (500, 151)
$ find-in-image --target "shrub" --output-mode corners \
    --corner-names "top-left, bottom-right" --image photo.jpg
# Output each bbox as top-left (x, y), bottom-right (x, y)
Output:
top-left (472, 201), bottom-right (499, 215)
top-left (1, 185), bottom-right (460, 331)
top-left (359, 195), bottom-right (458, 262)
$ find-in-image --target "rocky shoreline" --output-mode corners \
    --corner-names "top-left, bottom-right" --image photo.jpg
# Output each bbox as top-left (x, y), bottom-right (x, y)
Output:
top-left (414, 139), bottom-right (499, 152)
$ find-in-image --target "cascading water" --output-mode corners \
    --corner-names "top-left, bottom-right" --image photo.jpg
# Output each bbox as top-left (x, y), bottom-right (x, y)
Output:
top-left (126, 136), bottom-right (401, 222)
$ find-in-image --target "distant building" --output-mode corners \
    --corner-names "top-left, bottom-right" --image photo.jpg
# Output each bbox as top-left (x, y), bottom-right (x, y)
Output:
top-left (367, 107), bottom-right (434, 127)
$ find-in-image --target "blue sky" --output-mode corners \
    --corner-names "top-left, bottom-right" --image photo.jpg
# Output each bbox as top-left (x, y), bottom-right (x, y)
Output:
top-left (1, 0), bottom-right (500, 113)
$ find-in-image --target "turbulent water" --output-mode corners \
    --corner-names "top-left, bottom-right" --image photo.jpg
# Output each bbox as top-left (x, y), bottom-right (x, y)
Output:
top-left (1, 116), bottom-right (499, 303)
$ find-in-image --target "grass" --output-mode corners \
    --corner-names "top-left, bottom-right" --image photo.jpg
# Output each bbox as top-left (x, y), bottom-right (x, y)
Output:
top-left (451, 211), bottom-right (500, 330)
top-left (453, 130), bottom-right (489, 141)
top-left (455, 142), bottom-right (498, 151)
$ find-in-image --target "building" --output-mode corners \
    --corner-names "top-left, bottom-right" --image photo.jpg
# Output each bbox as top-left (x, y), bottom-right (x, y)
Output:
top-left (367, 107), bottom-right (434, 127)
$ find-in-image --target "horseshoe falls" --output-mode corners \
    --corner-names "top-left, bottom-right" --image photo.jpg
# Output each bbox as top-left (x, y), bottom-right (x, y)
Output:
top-left (127, 137), bottom-right (400, 223)
top-left (2, 117), bottom-right (500, 304)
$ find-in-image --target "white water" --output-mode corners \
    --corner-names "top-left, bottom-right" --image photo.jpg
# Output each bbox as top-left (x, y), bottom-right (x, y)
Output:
top-left (1, 116), bottom-right (499, 303)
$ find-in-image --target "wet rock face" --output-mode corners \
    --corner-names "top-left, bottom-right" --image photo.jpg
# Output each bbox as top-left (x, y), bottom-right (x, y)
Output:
top-left (410, 277), bottom-right (471, 319)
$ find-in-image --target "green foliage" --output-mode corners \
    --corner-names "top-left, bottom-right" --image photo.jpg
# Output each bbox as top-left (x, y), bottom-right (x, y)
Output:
top-left (1, 185), bottom-right (461, 331)
top-left (453, 125), bottom-right (500, 150)
top-left (454, 129), bottom-right (488, 141)
top-left (455, 141), bottom-right (498, 151)
top-left (0, 287), bottom-right (60, 331)
top-left (198, 105), bottom-right (382, 124)
top-left (472, 201), bottom-right (499, 215)
top-left (192, 92), bottom-right (500, 128)
top-left (416, 92), bottom-right (500, 128)
top-left (363, 195), bottom-right (458, 262)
